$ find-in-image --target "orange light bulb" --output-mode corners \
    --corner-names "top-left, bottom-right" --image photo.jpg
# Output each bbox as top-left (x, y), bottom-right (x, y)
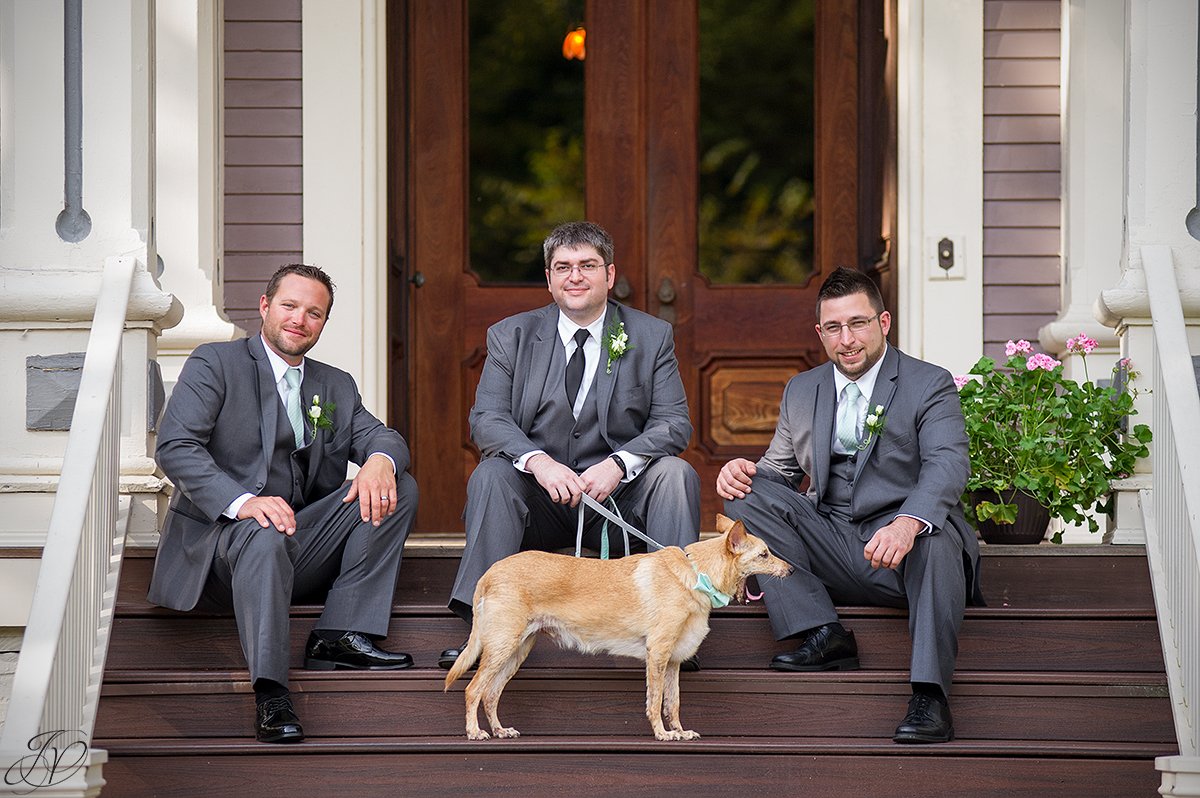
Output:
top-left (562, 27), bottom-right (586, 60)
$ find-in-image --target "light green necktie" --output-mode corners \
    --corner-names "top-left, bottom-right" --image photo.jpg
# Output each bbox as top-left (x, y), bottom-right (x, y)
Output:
top-left (836, 382), bottom-right (862, 452)
top-left (283, 367), bottom-right (305, 448)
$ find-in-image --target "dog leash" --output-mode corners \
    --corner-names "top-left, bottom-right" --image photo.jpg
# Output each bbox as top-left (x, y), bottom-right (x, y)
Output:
top-left (575, 494), bottom-right (731, 608)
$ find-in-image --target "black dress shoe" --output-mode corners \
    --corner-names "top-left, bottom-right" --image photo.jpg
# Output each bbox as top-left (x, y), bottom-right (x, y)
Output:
top-left (438, 640), bottom-right (473, 671)
top-left (255, 696), bottom-right (304, 743)
top-left (770, 623), bottom-right (860, 671)
top-left (893, 693), bottom-right (954, 743)
top-left (304, 631), bottom-right (414, 671)
top-left (680, 655), bottom-right (701, 672)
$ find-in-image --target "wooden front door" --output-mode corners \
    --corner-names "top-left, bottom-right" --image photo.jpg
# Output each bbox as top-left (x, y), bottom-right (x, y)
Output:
top-left (390, 1), bottom-right (894, 533)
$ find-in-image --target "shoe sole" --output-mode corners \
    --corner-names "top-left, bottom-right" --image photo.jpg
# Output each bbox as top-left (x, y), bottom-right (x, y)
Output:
top-left (256, 730), bottom-right (304, 744)
top-left (303, 658), bottom-right (413, 671)
top-left (893, 729), bottom-right (954, 744)
top-left (438, 657), bottom-right (477, 671)
top-left (769, 656), bottom-right (860, 672)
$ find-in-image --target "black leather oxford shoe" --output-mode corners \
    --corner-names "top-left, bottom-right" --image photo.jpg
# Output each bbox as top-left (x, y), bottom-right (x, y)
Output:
top-left (255, 696), bottom-right (304, 743)
top-left (680, 655), bottom-right (701, 672)
top-left (893, 693), bottom-right (954, 744)
top-left (438, 640), bottom-right (471, 671)
top-left (769, 623), bottom-right (860, 672)
top-left (303, 631), bottom-right (413, 671)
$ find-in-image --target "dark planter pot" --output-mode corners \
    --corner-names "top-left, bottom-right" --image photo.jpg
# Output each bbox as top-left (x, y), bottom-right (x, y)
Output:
top-left (969, 489), bottom-right (1051, 544)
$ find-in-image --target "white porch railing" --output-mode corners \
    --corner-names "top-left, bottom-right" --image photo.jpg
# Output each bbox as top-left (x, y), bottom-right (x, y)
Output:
top-left (0, 256), bottom-right (136, 796)
top-left (1140, 246), bottom-right (1200, 796)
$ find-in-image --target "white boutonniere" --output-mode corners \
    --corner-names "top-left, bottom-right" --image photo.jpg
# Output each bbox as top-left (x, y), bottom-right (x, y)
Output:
top-left (603, 320), bottom-right (631, 374)
top-left (308, 394), bottom-right (336, 434)
top-left (858, 404), bottom-right (886, 450)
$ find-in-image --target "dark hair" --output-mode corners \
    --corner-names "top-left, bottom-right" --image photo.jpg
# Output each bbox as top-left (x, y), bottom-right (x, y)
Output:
top-left (264, 264), bottom-right (336, 315)
top-left (542, 221), bottom-right (615, 269)
top-left (816, 267), bottom-right (885, 317)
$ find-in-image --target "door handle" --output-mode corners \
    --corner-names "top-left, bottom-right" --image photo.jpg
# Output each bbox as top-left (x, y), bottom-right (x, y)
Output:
top-left (656, 277), bottom-right (676, 325)
top-left (410, 271), bottom-right (425, 288)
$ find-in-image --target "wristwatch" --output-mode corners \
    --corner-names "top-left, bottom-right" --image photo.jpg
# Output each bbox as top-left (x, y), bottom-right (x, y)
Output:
top-left (608, 453), bottom-right (628, 478)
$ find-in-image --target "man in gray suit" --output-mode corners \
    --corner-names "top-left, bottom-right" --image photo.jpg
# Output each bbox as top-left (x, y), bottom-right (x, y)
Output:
top-left (439, 221), bottom-right (701, 668)
top-left (717, 267), bottom-right (982, 744)
top-left (150, 264), bottom-right (418, 744)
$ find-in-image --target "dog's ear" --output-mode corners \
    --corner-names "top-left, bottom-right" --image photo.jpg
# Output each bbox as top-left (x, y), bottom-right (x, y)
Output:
top-left (715, 514), bottom-right (736, 534)
top-left (725, 520), bottom-right (750, 553)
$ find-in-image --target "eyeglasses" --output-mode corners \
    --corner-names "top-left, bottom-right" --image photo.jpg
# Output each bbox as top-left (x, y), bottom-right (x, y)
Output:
top-left (549, 262), bottom-right (609, 277)
top-left (818, 314), bottom-right (880, 338)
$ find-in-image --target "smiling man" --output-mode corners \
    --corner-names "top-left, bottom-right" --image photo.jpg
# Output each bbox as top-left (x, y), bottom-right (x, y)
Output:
top-left (150, 264), bottom-right (418, 744)
top-left (717, 266), bottom-right (983, 745)
top-left (441, 221), bottom-right (701, 669)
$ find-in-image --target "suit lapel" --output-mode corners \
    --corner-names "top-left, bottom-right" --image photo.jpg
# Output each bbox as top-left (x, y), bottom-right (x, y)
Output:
top-left (853, 347), bottom-right (899, 482)
top-left (517, 305), bottom-right (560, 431)
top-left (595, 302), bottom-right (621, 440)
top-left (811, 364), bottom-right (835, 501)
top-left (248, 337), bottom-right (279, 463)
top-left (301, 369), bottom-right (327, 495)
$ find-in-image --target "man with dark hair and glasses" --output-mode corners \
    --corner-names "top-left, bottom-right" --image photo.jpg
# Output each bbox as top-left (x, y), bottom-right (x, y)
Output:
top-left (440, 221), bottom-right (701, 669)
top-left (717, 266), bottom-right (982, 744)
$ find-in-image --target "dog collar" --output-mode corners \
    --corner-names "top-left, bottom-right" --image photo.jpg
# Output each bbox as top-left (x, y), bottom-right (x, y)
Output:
top-left (690, 565), bottom-right (732, 609)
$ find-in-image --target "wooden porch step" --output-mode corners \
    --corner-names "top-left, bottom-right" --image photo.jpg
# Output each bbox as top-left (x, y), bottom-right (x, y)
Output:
top-left (97, 737), bottom-right (1168, 798)
top-left (94, 669), bottom-right (1173, 744)
top-left (105, 608), bottom-right (1165, 674)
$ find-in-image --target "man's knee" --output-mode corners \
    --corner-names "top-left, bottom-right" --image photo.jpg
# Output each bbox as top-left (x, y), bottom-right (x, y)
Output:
top-left (236, 527), bottom-right (295, 571)
top-left (467, 457), bottom-right (522, 497)
top-left (645, 456), bottom-right (700, 494)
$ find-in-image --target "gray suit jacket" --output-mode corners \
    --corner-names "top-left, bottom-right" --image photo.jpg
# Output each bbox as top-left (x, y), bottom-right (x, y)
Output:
top-left (757, 346), bottom-right (984, 604)
top-left (469, 300), bottom-right (692, 462)
top-left (148, 335), bottom-right (410, 611)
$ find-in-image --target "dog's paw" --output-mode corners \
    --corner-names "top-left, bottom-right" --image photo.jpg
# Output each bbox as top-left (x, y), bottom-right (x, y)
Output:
top-left (466, 729), bottom-right (491, 741)
top-left (655, 729), bottom-right (701, 741)
top-left (493, 726), bottom-right (521, 739)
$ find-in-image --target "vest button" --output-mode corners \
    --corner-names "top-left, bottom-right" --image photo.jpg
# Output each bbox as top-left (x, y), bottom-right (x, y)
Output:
top-left (572, 459), bottom-right (579, 467)
top-left (573, 431), bottom-right (581, 438)
top-left (256, 482), bottom-right (264, 489)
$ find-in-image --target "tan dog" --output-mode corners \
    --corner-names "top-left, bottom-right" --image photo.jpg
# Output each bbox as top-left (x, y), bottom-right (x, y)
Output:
top-left (444, 514), bottom-right (792, 741)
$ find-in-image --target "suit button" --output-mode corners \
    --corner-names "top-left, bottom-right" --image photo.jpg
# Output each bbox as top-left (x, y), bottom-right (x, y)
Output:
top-left (256, 482), bottom-right (264, 489)
top-left (573, 431), bottom-right (581, 439)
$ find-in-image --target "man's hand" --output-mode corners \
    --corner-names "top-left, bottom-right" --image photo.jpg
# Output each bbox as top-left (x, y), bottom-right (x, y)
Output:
top-left (238, 496), bottom-right (297, 535)
top-left (344, 453), bottom-right (397, 526)
top-left (580, 457), bottom-right (624, 504)
top-left (528, 453), bottom-right (588, 506)
top-left (864, 516), bottom-right (924, 569)
top-left (716, 458), bottom-right (757, 501)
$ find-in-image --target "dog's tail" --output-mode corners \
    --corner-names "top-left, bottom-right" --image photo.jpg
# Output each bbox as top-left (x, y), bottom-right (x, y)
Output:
top-left (443, 625), bottom-right (483, 690)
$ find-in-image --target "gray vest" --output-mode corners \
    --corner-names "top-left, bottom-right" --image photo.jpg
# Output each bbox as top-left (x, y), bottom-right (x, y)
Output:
top-left (823, 452), bottom-right (856, 515)
top-left (264, 395), bottom-right (311, 508)
top-left (528, 341), bottom-right (609, 471)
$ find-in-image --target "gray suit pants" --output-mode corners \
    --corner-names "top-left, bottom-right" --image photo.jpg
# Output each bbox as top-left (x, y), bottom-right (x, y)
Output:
top-left (197, 474), bottom-right (417, 684)
top-left (449, 456), bottom-right (701, 620)
top-left (725, 477), bottom-right (966, 694)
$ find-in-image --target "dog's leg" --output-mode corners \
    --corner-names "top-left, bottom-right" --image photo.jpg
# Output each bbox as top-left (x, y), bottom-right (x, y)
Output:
top-left (662, 661), bottom-right (699, 740)
top-left (463, 668), bottom-right (490, 740)
top-left (644, 646), bottom-right (677, 741)
top-left (481, 632), bottom-right (536, 739)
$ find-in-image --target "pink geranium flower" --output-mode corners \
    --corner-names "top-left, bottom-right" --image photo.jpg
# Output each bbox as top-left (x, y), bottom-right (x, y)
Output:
top-left (1005, 339), bottom-right (1033, 357)
top-left (1025, 353), bottom-right (1062, 371)
top-left (1066, 333), bottom-right (1099, 354)
top-left (953, 375), bottom-right (970, 390)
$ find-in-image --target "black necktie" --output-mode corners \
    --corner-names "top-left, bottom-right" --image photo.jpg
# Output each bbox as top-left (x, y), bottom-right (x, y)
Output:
top-left (565, 327), bottom-right (590, 408)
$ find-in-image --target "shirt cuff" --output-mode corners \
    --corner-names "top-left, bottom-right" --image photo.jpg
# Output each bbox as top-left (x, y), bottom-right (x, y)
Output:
top-left (613, 450), bottom-right (648, 482)
top-left (224, 493), bottom-right (254, 520)
top-left (896, 513), bottom-right (934, 536)
top-left (368, 452), bottom-right (397, 473)
top-left (514, 450), bottom-right (546, 472)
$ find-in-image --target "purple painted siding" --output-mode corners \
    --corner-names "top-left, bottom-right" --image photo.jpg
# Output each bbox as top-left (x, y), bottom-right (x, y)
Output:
top-left (982, 0), bottom-right (1062, 362)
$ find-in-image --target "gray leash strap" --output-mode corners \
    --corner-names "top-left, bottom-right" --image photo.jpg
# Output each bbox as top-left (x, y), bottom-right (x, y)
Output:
top-left (575, 493), bottom-right (668, 557)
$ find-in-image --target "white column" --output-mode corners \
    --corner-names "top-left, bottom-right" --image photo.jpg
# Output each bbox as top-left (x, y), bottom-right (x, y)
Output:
top-left (301, 0), bottom-right (388, 416)
top-left (155, 0), bottom-right (241, 390)
top-left (1097, 0), bottom-right (1200, 549)
top-left (0, 1), bottom-right (180, 552)
top-left (897, 0), bottom-right (985, 376)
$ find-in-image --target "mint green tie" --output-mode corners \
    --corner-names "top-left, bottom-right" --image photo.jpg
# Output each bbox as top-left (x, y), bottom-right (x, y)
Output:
top-left (283, 367), bottom-right (305, 448)
top-left (836, 382), bottom-right (862, 452)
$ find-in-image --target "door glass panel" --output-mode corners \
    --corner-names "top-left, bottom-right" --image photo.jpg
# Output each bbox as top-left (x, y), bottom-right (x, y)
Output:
top-left (468, 0), bottom-right (586, 283)
top-left (698, 0), bottom-right (815, 284)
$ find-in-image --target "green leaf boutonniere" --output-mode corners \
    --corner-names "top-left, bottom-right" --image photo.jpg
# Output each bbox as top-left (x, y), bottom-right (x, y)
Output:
top-left (858, 404), bottom-right (886, 450)
top-left (603, 320), bottom-right (632, 374)
top-left (308, 394), bottom-right (336, 434)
